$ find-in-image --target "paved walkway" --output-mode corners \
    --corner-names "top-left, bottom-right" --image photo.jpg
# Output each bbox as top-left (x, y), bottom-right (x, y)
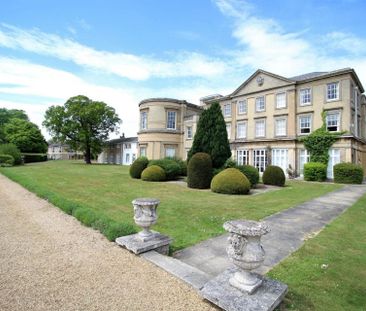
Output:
top-left (0, 174), bottom-right (217, 311)
top-left (173, 185), bottom-right (366, 277)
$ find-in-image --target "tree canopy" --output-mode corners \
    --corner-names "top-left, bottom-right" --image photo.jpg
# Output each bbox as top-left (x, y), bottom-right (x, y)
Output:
top-left (4, 118), bottom-right (48, 153)
top-left (0, 108), bottom-right (29, 143)
top-left (43, 95), bottom-right (121, 164)
top-left (188, 101), bottom-right (231, 168)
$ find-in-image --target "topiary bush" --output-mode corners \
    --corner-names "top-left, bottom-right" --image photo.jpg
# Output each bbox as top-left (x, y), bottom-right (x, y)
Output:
top-left (211, 168), bottom-right (250, 195)
top-left (141, 165), bottom-right (166, 181)
top-left (304, 162), bottom-right (327, 182)
top-left (129, 156), bottom-right (149, 179)
top-left (333, 163), bottom-right (364, 184)
top-left (262, 165), bottom-right (286, 187)
top-left (0, 154), bottom-right (14, 166)
top-left (237, 165), bottom-right (259, 188)
top-left (187, 152), bottom-right (212, 189)
top-left (0, 143), bottom-right (22, 165)
top-left (148, 158), bottom-right (181, 180)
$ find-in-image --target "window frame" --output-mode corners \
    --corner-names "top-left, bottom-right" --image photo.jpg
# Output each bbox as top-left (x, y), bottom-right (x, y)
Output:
top-left (237, 100), bottom-right (247, 115)
top-left (166, 110), bottom-right (177, 130)
top-left (140, 111), bottom-right (148, 130)
top-left (236, 149), bottom-right (249, 165)
top-left (299, 88), bottom-right (312, 106)
top-left (165, 147), bottom-right (176, 158)
top-left (255, 119), bottom-right (266, 137)
top-left (275, 118), bottom-right (287, 136)
top-left (326, 82), bottom-right (340, 102)
top-left (223, 103), bottom-right (232, 117)
top-left (186, 126), bottom-right (193, 139)
top-left (255, 96), bottom-right (265, 112)
top-left (226, 122), bottom-right (232, 139)
top-left (298, 114), bottom-right (312, 135)
top-left (326, 111), bottom-right (341, 132)
top-left (236, 121), bottom-right (247, 139)
top-left (275, 92), bottom-right (287, 109)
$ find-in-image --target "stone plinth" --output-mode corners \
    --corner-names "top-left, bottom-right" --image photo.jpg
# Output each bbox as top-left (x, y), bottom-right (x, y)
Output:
top-left (116, 231), bottom-right (172, 255)
top-left (201, 268), bottom-right (288, 311)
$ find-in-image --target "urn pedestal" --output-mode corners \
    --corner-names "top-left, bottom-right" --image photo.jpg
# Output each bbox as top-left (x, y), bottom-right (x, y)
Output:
top-left (224, 220), bottom-right (269, 294)
top-left (116, 198), bottom-right (172, 255)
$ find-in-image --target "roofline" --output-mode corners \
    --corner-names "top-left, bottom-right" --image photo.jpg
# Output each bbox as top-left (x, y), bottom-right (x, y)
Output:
top-left (138, 98), bottom-right (202, 110)
top-left (230, 69), bottom-right (295, 97)
top-left (295, 68), bottom-right (364, 93)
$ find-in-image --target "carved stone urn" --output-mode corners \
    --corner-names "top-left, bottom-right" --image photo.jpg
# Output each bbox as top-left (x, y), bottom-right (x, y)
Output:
top-left (132, 198), bottom-right (160, 241)
top-left (224, 219), bottom-right (270, 294)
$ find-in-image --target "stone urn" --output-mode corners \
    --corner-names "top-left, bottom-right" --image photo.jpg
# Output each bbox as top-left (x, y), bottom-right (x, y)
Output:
top-left (224, 219), bottom-right (270, 294)
top-left (132, 198), bottom-right (160, 241)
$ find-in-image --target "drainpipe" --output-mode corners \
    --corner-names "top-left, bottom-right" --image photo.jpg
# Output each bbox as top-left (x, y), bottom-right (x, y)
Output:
top-left (354, 86), bottom-right (358, 137)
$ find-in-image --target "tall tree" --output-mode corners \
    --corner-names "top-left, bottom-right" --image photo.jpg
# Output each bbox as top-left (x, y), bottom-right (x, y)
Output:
top-left (188, 101), bottom-right (231, 168)
top-left (0, 108), bottom-right (29, 143)
top-left (43, 95), bottom-right (121, 164)
top-left (4, 119), bottom-right (47, 153)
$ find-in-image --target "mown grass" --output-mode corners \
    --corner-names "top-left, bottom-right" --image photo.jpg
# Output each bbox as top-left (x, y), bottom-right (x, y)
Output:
top-left (0, 160), bottom-right (341, 251)
top-left (269, 194), bottom-right (366, 311)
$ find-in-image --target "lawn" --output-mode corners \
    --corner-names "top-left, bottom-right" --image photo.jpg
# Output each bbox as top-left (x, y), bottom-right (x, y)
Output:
top-left (0, 160), bottom-right (342, 251)
top-left (269, 193), bottom-right (366, 311)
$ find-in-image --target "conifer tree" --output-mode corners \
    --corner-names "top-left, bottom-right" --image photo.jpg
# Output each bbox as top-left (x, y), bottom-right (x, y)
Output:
top-left (188, 101), bottom-right (231, 168)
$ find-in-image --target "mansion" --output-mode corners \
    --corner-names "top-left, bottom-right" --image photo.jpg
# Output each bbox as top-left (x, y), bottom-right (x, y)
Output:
top-left (137, 68), bottom-right (366, 178)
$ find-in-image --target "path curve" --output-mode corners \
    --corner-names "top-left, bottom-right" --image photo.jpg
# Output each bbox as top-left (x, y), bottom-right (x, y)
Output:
top-left (0, 174), bottom-right (216, 311)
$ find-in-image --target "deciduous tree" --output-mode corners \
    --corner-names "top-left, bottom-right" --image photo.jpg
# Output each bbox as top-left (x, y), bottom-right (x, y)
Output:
top-left (43, 95), bottom-right (120, 164)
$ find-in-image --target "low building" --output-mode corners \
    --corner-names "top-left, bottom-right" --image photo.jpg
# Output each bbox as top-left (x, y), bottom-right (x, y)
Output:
top-left (137, 68), bottom-right (366, 178)
top-left (97, 136), bottom-right (138, 165)
top-left (47, 143), bottom-right (83, 160)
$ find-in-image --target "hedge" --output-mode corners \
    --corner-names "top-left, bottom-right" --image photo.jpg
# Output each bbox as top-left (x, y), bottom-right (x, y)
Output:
top-left (0, 154), bottom-right (14, 166)
top-left (187, 152), bottom-right (212, 189)
top-left (0, 143), bottom-right (22, 165)
top-left (22, 153), bottom-right (48, 163)
top-left (129, 156), bottom-right (149, 179)
top-left (333, 162), bottom-right (364, 184)
top-left (262, 165), bottom-right (286, 187)
top-left (304, 162), bottom-right (327, 182)
top-left (237, 165), bottom-right (259, 188)
top-left (148, 158), bottom-right (181, 180)
top-left (211, 168), bottom-right (250, 195)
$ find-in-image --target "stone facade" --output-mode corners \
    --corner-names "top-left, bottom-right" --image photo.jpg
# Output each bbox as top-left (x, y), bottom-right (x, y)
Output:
top-left (138, 68), bottom-right (366, 178)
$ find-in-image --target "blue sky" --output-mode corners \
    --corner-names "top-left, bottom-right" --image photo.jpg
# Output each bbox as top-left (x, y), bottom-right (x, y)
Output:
top-left (1, 0), bottom-right (366, 138)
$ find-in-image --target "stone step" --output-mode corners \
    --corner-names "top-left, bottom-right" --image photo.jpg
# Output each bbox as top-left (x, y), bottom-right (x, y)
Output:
top-left (141, 250), bottom-right (211, 290)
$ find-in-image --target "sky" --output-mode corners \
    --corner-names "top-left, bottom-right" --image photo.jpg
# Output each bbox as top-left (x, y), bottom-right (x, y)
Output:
top-left (1, 0), bottom-right (366, 139)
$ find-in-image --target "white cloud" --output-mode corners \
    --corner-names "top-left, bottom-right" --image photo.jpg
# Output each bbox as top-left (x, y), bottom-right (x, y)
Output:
top-left (0, 24), bottom-right (228, 81)
top-left (213, 0), bottom-right (366, 84)
top-left (0, 57), bottom-right (142, 138)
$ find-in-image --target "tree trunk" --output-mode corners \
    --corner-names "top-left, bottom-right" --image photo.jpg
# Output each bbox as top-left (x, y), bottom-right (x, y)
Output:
top-left (85, 146), bottom-right (92, 164)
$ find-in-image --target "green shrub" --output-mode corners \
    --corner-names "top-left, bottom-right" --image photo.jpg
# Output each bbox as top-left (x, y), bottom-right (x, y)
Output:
top-left (141, 165), bottom-right (166, 181)
top-left (73, 207), bottom-right (99, 226)
top-left (333, 163), bottom-right (364, 184)
top-left (22, 153), bottom-right (47, 163)
top-left (0, 154), bottom-right (14, 167)
top-left (129, 156), bottom-right (149, 179)
top-left (262, 165), bottom-right (286, 186)
top-left (223, 158), bottom-right (237, 168)
top-left (237, 165), bottom-right (259, 188)
top-left (187, 152), bottom-right (212, 189)
top-left (103, 221), bottom-right (136, 241)
top-left (304, 162), bottom-right (327, 182)
top-left (211, 168), bottom-right (250, 195)
top-left (213, 167), bottom-right (224, 177)
top-left (0, 143), bottom-right (22, 165)
top-left (148, 158), bottom-right (181, 180)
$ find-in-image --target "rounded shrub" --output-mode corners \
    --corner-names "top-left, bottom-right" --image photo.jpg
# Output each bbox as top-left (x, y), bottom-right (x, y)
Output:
top-left (304, 162), bottom-right (327, 182)
top-left (187, 152), bottom-right (212, 189)
top-left (211, 168), bottom-right (250, 195)
top-left (148, 158), bottom-right (181, 180)
top-left (0, 154), bottom-right (14, 167)
top-left (237, 165), bottom-right (259, 188)
top-left (141, 165), bottom-right (166, 181)
top-left (0, 143), bottom-right (22, 165)
top-left (333, 162), bottom-right (364, 184)
top-left (129, 156), bottom-right (149, 179)
top-left (262, 165), bottom-right (286, 187)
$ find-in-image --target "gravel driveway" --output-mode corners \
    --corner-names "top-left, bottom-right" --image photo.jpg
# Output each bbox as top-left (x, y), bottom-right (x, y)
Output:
top-left (0, 174), bottom-right (217, 311)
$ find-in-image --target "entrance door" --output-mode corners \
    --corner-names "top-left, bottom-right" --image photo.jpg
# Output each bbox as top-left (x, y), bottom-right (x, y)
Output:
top-left (327, 149), bottom-right (340, 179)
top-left (272, 149), bottom-right (288, 173)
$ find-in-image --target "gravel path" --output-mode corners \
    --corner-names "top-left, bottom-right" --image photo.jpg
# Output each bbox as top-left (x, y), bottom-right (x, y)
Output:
top-left (0, 174), bottom-right (217, 311)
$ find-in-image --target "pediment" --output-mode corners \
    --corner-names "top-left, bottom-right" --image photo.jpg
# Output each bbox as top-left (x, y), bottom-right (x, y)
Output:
top-left (231, 69), bottom-right (295, 97)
